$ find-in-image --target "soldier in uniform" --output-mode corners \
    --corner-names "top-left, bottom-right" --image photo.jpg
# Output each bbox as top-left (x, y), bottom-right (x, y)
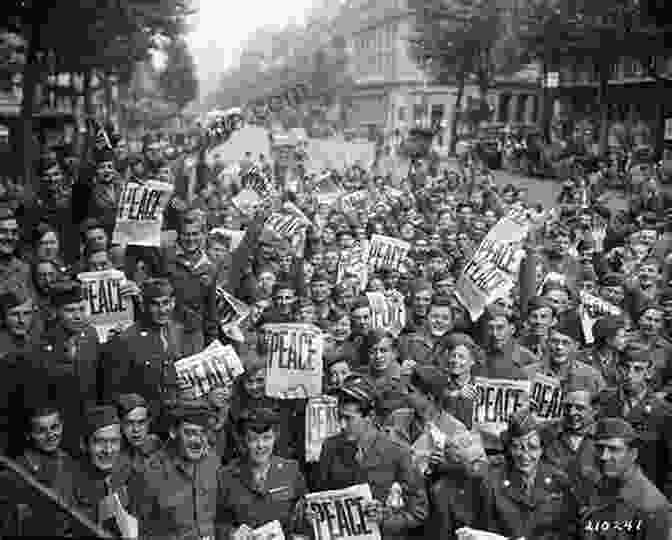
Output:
top-left (0, 207), bottom-right (33, 298)
top-left (480, 409), bottom-right (578, 540)
top-left (72, 405), bottom-right (133, 535)
top-left (23, 280), bottom-right (101, 456)
top-left (101, 278), bottom-right (203, 428)
top-left (594, 343), bottom-right (672, 500)
top-left (216, 408), bottom-right (308, 540)
top-left (539, 382), bottom-right (600, 486)
top-left (115, 393), bottom-right (162, 473)
top-left (575, 418), bottom-right (672, 540)
top-left (0, 400), bottom-right (78, 537)
top-left (128, 397), bottom-right (220, 540)
top-left (399, 296), bottom-right (455, 368)
top-left (316, 380), bottom-right (429, 540)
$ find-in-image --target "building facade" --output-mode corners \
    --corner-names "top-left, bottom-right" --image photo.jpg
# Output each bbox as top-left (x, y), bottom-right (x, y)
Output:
top-left (331, 0), bottom-right (542, 149)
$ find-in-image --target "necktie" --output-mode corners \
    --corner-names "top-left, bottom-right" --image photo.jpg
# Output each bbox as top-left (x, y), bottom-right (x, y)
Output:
top-left (160, 326), bottom-right (170, 353)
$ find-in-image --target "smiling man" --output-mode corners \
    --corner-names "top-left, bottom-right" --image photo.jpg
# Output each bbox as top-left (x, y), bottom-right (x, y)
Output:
top-left (0, 207), bottom-right (31, 298)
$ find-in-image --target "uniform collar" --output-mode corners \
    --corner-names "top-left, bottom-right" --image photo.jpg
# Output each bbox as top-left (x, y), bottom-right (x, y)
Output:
top-left (175, 244), bottom-right (211, 271)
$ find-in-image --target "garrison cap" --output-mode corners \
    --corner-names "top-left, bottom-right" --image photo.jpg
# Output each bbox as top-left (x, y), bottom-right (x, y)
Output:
top-left (169, 397), bottom-right (214, 428)
top-left (236, 407), bottom-right (280, 434)
top-left (337, 379), bottom-right (376, 411)
top-left (600, 273), bottom-right (624, 287)
top-left (594, 417), bottom-right (637, 442)
top-left (502, 408), bottom-right (538, 444)
top-left (142, 278), bottom-right (174, 300)
top-left (592, 315), bottom-right (625, 343)
top-left (527, 296), bottom-right (555, 315)
top-left (83, 405), bottom-right (120, 439)
top-left (115, 393), bottom-right (148, 418)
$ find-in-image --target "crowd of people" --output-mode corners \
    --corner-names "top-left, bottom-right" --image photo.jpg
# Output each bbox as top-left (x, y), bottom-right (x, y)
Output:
top-left (0, 124), bottom-right (671, 540)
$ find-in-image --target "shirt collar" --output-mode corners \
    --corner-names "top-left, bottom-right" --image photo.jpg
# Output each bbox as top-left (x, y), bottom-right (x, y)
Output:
top-left (175, 244), bottom-right (211, 270)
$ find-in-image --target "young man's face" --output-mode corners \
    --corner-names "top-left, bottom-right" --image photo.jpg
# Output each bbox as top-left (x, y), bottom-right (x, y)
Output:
top-left (87, 424), bottom-right (122, 472)
top-left (527, 307), bottom-right (555, 337)
top-left (328, 360), bottom-right (351, 388)
top-left (0, 217), bottom-right (19, 256)
top-left (339, 402), bottom-right (370, 442)
top-left (638, 308), bottom-right (664, 337)
top-left (29, 412), bottom-right (63, 454)
top-left (59, 300), bottom-right (88, 333)
top-left (5, 300), bottom-right (34, 338)
top-left (121, 407), bottom-right (150, 449)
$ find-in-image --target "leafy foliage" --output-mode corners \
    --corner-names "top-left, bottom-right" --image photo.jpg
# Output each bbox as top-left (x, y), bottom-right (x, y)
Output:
top-left (158, 37), bottom-right (199, 111)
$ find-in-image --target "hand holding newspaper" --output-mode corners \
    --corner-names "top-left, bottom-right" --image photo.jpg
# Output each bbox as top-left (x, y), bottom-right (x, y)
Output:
top-left (112, 493), bottom-right (138, 539)
top-left (455, 527), bottom-right (509, 540)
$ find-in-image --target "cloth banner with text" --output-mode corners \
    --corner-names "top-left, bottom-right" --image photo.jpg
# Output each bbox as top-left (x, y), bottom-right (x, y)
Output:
top-left (113, 180), bottom-right (174, 247)
top-left (367, 234), bottom-right (410, 274)
top-left (78, 269), bottom-right (134, 343)
top-left (210, 228), bottom-right (246, 251)
top-left (305, 396), bottom-right (340, 462)
top-left (306, 484), bottom-right (381, 540)
top-left (261, 323), bottom-right (324, 399)
top-left (472, 377), bottom-right (531, 446)
top-left (456, 208), bottom-right (533, 321)
top-left (339, 190), bottom-right (370, 215)
top-left (366, 291), bottom-right (406, 337)
top-left (174, 340), bottom-right (245, 399)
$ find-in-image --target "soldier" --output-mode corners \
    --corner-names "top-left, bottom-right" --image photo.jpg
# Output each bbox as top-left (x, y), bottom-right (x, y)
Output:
top-left (128, 397), bottom-right (220, 540)
top-left (0, 206), bottom-right (32, 298)
top-left (114, 393), bottom-right (162, 473)
top-left (576, 418), bottom-right (672, 540)
top-left (399, 296), bottom-right (455, 368)
top-left (316, 380), bottom-right (429, 540)
top-left (72, 405), bottom-right (133, 535)
top-left (539, 381), bottom-right (600, 486)
top-left (216, 408), bottom-right (308, 540)
top-left (101, 278), bottom-right (203, 424)
top-left (594, 343), bottom-right (672, 500)
top-left (24, 280), bottom-right (100, 456)
top-left (480, 409), bottom-right (578, 539)
top-left (0, 400), bottom-right (78, 537)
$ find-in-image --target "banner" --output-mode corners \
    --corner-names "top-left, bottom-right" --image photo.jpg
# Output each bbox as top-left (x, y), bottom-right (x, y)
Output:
top-left (472, 377), bottom-right (531, 438)
top-left (531, 373), bottom-right (564, 421)
top-left (216, 287), bottom-right (250, 328)
top-left (262, 323), bottom-right (324, 399)
top-left (250, 520), bottom-right (285, 540)
top-left (456, 527), bottom-right (507, 540)
top-left (242, 166), bottom-right (275, 199)
top-left (315, 174), bottom-right (344, 207)
top-left (113, 180), bottom-right (174, 247)
top-left (579, 290), bottom-right (622, 345)
top-left (456, 208), bottom-right (533, 321)
top-left (174, 340), bottom-right (245, 398)
top-left (305, 396), bottom-right (340, 462)
top-left (367, 234), bottom-right (410, 273)
top-left (337, 241), bottom-right (369, 293)
top-left (77, 269), bottom-right (134, 343)
top-left (339, 190), bottom-right (370, 215)
top-left (366, 291), bottom-right (406, 337)
top-left (306, 484), bottom-right (381, 540)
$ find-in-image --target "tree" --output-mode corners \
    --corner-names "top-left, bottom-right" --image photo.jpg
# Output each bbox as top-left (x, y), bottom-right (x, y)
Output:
top-left (408, 0), bottom-right (507, 153)
top-left (158, 38), bottom-right (199, 111)
top-left (0, 0), bottom-right (192, 193)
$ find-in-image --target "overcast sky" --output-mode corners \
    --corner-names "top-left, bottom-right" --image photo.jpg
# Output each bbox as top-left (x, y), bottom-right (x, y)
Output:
top-left (185, 0), bottom-right (315, 97)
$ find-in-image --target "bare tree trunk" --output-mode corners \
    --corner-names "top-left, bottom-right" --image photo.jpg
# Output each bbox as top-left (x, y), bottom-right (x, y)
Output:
top-left (449, 75), bottom-right (465, 155)
top-left (20, 17), bottom-right (41, 200)
top-left (597, 63), bottom-right (610, 156)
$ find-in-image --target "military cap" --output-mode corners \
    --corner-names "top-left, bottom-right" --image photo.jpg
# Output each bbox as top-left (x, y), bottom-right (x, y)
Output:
top-left (337, 379), bottom-right (376, 411)
top-left (577, 266), bottom-right (598, 283)
top-left (83, 405), bottom-right (120, 439)
top-left (410, 279), bottom-right (433, 295)
top-left (311, 269), bottom-right (331, 284)
top-left (502, 408), bottom-right (538, 444)
top-left (592, 315), bottom-right (625, 343)
top-left (432, 269), bottom-right (454, 283)
top-left (637, 301), bottom-right (663, 319)
top-left (0, 206), bottom-right (16, 222)
top-left (169, 397), bottom-right (214, 428)
top-left (324, 351), bottom-right (351, 370)
top-left (273, 281), bottom-right (295, 294)
top-left (549, 317), bottom-right (582, 342)
top-left (620, 341), bottom-right (652, 366)
top-left (375, 387), bottom-right (412, 419)
top-left (594, 417), bottom-right (637, 442)
top-left (527, 296), bottom-right (556, 315)
top-left (577, 237), bottom-right (596, 252)
top-left (600, 273), bottom-right (624, 288)
top-left (142, 278), bottom-right (174, 301)
top-left (660, 288), bottom-right (672, 305)
top-left (259, 228), bottom-right (281, 246)
top-left (51, 280), bottom-right (84, 308)
top-left (430, 295), bottom-right (454, 308)
top-left (350, 296), bottom-right (371, 312)
top-left (236, 407), bottom-right (280, 434)
top-left (94, 147), bottom-right (116, 164)
top-left (115, 393), bottom-right (148, 419)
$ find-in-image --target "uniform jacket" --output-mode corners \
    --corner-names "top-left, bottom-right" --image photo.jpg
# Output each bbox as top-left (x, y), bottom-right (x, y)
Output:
top-left (575, 466), bottom-right (672, 540)
top-left (316, 431), bottom-right (429, 539)
top-left (0, 255), bottom-right (33, 297)
top-left (129, 444), bottom-right (220, 540)
top-left (473, 341), bottom-right (535, 380)
top-left (162, 246), bottom-right (219, 343)
top-left (215, 455), bottom-right (307, 540)
top-left (0, 448), bottom-right (78, 537)
top-left (398, 331), bottom-right (451, 367)
top-left (24, 323), bottom-right (101, 456)
top-left (100, 319), bottom-right (204, 418)
top-left (119, 434), bottom-right (163, 474)
top-left (427, 468), bottom-right (489, 540)
top-left (595, 388), bottom-right (672, 500)
top-left (481, 459), bottom-right (578, 540)
top-left (539, 420), bottom-right (601, 487)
